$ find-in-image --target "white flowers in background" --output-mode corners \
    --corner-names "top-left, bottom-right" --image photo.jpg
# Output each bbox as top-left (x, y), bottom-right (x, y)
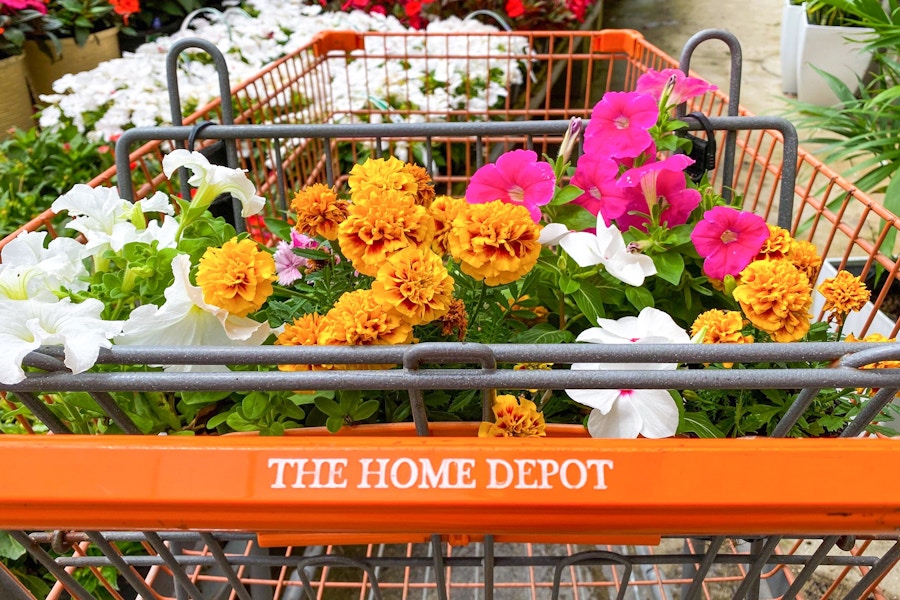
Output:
top-left (565, 307), bottom-right (690, 439)
top-left (540, 213), bottom-right (657, 286)
top-left (162, 150), bottom-right (265, 218)
top-left (37, 0), bottom-right (529, 142)
top-left (114, 254), bottom-right (272, 371)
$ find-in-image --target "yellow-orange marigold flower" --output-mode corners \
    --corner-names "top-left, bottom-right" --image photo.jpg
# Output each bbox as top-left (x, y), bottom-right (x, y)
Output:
top-left (756, 224), bottom-right (793, 260)
top-left (348, 157), bottom-right (418, 204)
top-left (818, 269), bottom-right (871, 325)
top-left (402, 162), bottom-right (436, 208)
top-left (337, 189), bottom-right (435, 277)
top-left (196, 237), bottom-right (276, 317)
top-left (845, 333), bottom-right (900, 396)
top-left (289, 183), bottom-right (348, 240)
top-left (275, 313), bottom-right (333, 372)
top-left (478, 394), bottom-right (547, 438)
top-left (732, 259), bottom-right (812, 342)
top-left (318, 289), bottom-right (413, 348)
top-left (430, 195), bottom-right (467, 256)
top-left (787, 239), bottom-right (822, 282)
top-left (691, 309), bottom-right (753, 344)
top-left (447, 200), bottom-right (542, 286)
top-left (371, 248), bottom-right (455, 326)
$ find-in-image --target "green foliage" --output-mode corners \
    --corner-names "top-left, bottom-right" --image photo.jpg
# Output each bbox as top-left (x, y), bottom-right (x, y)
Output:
top-left (0, 124), bottom-right (114, 236)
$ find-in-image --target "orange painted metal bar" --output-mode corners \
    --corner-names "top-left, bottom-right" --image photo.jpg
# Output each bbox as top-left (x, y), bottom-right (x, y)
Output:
top-left (1, 435), bottom-right (899, 537)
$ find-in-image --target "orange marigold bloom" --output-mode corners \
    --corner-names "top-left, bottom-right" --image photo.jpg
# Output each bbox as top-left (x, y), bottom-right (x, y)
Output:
top-left (275, 313), bottom-right (333, 372)
top-left (447, 200), bottom-right (542, 286)
top-left (196, 237), bottom-right (276, 317)
top-left (818, 269), bottom-right (871, 325)
top-left (845, 333), bottom-right (900, 396)
top-left (732, 259), bottom-right (812, 342)
top-left (787, 239), bottom-right (822, 282)
top-left (337, 189), bottom-right (435, 277)
top-left (430, 195), bottom-right (467, 256)
top-left (478, 394), bottom-right (547, 438)
top-left (371, 248), bottom-right (455, 326)
top-left (402, 162), bottom-right (436, 208)
top-left (348, 157), bottom-right (418, 204)
top-left (437, 298), bottom-right (469, 340)
top-left (691, 309), bottom-right (753, 344)
top-left (318, 289), bottom-right (413, 349)
top-left (756, 224), bottom-right (793, 260)
top-left (290, 183), bottom-right (348, 241)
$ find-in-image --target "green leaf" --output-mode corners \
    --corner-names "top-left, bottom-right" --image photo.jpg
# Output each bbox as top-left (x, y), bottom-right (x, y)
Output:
top-left (571, 284), bottom-right (607, 327)
top-left (558, 274), bottom-right (581, 294)
top-left (625, 285), bottom-right (655, 311)
top-left (264, 216), bottom-right (293, 241)
top-left (549, 184), bottom-right (584, 206)
top-left (680, 412), bottom-right (726, 438)
top-left (881, 173), bottom-right (900, 257)
top-left (315, 397), bottom-right (345, 418)
top-left (351, 399), bottom-right (380, 421)
top-left (652, 251), bottom-right (685, 285)
top-left (325, 416), bottom-right (344, 433)
top-left (554, 203), bottom-right (596, 231)
top-left (0, 530), bottom-right (25, 561)
top-left (242, 393), bottom-right (269, 420)
top-left (180, 390), bottom-right (232, 406)
top-left (512, 322), bottom-right (575, 344)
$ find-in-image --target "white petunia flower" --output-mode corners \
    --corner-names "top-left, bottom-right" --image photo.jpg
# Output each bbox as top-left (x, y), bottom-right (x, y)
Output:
top-left (0, 298), bottom-right (122, 385)
top-left (115, 254), bottom-right (272, 371)
top-left (0, 231), bottom-right (90, 295)
top-left (162, 149), bottom-right (265, 217)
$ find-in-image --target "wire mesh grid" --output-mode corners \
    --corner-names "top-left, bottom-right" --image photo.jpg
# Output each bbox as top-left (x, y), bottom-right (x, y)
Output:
top-left (2, 27), bottom-right (900, 600)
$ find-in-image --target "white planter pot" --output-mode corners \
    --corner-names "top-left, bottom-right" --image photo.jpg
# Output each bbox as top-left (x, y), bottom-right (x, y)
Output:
top-left (812, 259), bottom-right (896, 338)
top-left (796, 20), bottom-right (874, 106)
top-left (780, 1), bottom-right (806, 95)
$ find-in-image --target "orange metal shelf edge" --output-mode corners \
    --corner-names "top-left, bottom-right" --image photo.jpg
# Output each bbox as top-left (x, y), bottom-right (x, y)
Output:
top-left (1, 435), bottom-right (899, 537)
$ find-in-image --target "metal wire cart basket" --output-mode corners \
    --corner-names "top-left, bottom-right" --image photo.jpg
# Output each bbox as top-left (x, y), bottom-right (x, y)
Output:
top-left (2, 28), bottom-right (900, 600)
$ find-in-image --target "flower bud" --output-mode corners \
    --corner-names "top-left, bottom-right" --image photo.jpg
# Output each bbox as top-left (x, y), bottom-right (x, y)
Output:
top-left (557, 117), bottom-right (582, 164)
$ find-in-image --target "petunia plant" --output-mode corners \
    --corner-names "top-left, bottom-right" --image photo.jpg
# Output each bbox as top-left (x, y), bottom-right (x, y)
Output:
top-left (3, 67), bottom-right (898, 441)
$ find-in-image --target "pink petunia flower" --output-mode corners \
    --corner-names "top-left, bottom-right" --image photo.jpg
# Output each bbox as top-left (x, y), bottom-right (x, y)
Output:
top-left (2, 0), bottom-right (48, 12)
top-left (569, 152), bottom-right (628, 226)
top-left (616, 154), bottom-right (702, 232)
top-left (273, 232), bottom-right (319, 286)
top-left (465, 149), bottom-right (556, 222)
top-left (636, 68), bottom-right (718, 109)
top-left (690, 205), bottom-right (770, 281)
top-left (583, 92), bottom-right (659, 160)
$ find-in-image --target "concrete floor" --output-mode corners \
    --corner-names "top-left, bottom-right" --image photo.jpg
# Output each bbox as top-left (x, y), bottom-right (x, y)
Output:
top-left (603, 0), bottom-right (787, 117)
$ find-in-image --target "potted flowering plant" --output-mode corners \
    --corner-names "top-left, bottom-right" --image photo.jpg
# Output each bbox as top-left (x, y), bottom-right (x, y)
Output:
top-left (1, 67), bottom-right (896, 440)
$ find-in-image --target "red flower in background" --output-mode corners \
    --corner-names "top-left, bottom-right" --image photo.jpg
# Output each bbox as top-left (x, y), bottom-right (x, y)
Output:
top-left (108, 0), bottom-right (139, 22)
top-left (505, 0), bottom-right (525, 18)
top-left (566, 0), bottom-right (589, 21)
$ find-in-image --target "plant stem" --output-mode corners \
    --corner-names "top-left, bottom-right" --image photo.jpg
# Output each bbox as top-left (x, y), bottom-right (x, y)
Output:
top-left (468, 281), bottom-right (488, 332)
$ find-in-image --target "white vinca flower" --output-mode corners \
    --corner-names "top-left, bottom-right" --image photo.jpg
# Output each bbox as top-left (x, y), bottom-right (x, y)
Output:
top-left (566, 307), bottom-right (690, 439)
top-left (539, 213), bottom-right (656, 286)
top-left (0, 298), bottom-right (123, 385)
top-left (115, 254), bottom-right (272, 371)
top-left (162, 149), bottom-right (265, 217)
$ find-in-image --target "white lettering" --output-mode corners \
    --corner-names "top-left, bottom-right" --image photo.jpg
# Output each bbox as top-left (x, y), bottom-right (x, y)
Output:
top-left (267, 458), bottom-right (348, 489)
top-left (515, 459), bottom-right (539, 489)
top-left (486, 459), bottom-right (513, 489)
top-left (268, 458), bottom-right (295, 489)
top-left (536, 459), bottom-right (560, 489)
top-left (587, 459), bottom-right (614, 490)
top-left (418, 458), bottom-right (477, 489)
top-left (358, 458), bottom-right (391, 489)
top-left (560, 459), bottom-right (587, 489)
top-left (390, 457), bottom-right (418, 489)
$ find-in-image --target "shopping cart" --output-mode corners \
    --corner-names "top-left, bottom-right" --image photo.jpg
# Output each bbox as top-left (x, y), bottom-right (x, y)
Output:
top-left (1, 27), bottom-right (900, 600)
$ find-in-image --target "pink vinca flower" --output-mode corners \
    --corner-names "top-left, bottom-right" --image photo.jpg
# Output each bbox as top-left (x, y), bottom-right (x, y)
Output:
top-left (583, 91), bottom-right (659, 160)
top-left (616, 154), bottom-right (702, 232)
top-left (690, 205), bottom-right (770, 281)
top-left (466, 149), bottom-right (556, 222)
top-left (636, 68), bottom-right (718, 108)
top-left (569, 152), bottom-right (628, 225)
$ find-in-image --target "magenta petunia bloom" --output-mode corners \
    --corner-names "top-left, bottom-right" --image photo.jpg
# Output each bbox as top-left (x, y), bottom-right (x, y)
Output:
top-left (273, 232), bottom-right (319, 286)
top-left (583, 92), bottom-right (659, 160)
top-left (636, 68), bottom-right (718, 108)
top-left (616, 154), bottom-right (702, 232)
top-left (2, 0), bottom-right (47, 11)
top-left (570, 152), bottom-right (628, 226)
top-left (690, 205), bottom-right (770, 280)
top-left (465, 149), bottom-right (556, 222)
